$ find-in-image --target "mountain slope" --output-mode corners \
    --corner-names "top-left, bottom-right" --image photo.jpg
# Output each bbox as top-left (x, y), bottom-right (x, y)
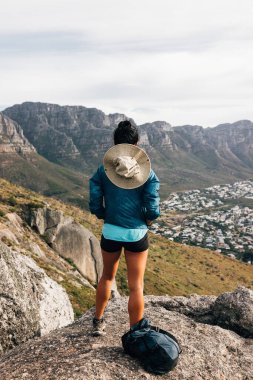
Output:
top-left (4, 102), bottom-right (253, 200)
top-left (0, 112), bottom-right (88, 207)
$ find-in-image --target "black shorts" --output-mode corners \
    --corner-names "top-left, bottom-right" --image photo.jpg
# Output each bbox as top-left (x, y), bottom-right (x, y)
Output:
top-left (100, 233), bottom-right (149, 253)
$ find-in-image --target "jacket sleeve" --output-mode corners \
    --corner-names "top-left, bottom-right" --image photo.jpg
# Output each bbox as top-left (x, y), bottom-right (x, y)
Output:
top-left (89, 167), bottom-right (105, 219)
top-left (142, 170), bottom-right (160, 221)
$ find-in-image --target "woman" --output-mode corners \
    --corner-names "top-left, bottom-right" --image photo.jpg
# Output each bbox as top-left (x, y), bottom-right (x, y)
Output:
top-left (89, 120), bottom-right (160, 336)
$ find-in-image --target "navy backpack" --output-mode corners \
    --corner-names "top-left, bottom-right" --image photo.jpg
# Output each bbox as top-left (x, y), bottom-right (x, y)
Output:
top-left (122, 318), bottom-right (182, 375)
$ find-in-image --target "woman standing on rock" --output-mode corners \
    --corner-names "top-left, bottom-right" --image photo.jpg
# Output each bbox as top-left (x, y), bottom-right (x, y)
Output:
top-left (89, 120), bottom-right (160, 335)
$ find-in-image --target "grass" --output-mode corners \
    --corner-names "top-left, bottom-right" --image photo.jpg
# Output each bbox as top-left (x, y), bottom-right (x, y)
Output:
top-left (116, 232), bottom-right (253, 297)
top-left (61, 280), bottom-right (95, 318)
top-left (0, 152), bottom-right (89, 208)
top-left (0, 209), bottom-right (5, 217)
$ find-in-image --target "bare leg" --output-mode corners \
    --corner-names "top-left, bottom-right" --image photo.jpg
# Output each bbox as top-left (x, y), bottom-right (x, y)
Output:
top-left (124, 249), bottom-right (148, 327)
top-left (95, 249), bottom-right (121, 319)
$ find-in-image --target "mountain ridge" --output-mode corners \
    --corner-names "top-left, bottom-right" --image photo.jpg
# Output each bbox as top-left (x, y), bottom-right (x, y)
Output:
top-left (2, 101), bottom-right (253, 201)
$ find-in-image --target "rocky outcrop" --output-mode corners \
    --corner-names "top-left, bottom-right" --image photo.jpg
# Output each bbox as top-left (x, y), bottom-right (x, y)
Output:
top-left (0, 112), bottom-right (36, 155)
top-left (0, 241), bottom-right (74, 354)
top-left (212, 286), bottom-right (253, 337)
top-left (26, 205), bottom-right (120, 295)
top-left (0, 287), bottom-right (252, 380)
top-left (150, 286), bottom-right (253, 338)
top-left (0, 212), bottom-right (25, 245)
top-left (28, 207), bottom-right (103, 284)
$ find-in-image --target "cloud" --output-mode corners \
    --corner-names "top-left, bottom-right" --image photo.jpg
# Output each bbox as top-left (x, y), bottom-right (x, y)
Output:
top-left (0, 26), bottom-right (240, 57)
top-left (0, 0), bottom-right (253, 127)
top-left (0, 31), bottom-right (89, 55)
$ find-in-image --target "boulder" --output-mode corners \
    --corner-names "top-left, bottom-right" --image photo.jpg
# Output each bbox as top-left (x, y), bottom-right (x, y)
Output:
top-left (150, 293), bottom-right (217, 324)
top-left (51, 220), bottom-right (102, 285)
top-left (29, 207), bottom-right (71, 237)
top-left (28, 207), bottom-right (119, 296)
top-left (152, 287), bottom-right (253, 338)
top-left (0, 241), bottom-right (74, 354)
top-left (0, 288), bottom-right (252, 379)
top-left (212, 286), bottom-right (253, 337)
top-left (29, 207), bottom-right (102, 284)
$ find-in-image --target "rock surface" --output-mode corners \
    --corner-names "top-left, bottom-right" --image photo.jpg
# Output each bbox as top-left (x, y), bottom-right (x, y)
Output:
top-left (3, 102), bottom-right (132, 169)
top-left (0, 287), bottom-right (252, 380)
top-left (0, 112), bottom-right (36, 155)
top-left (28, 206), bottom-right (118, 294)
top-left (150, 287), bottom-right (253, 338)
top-left (28, 207), bottom-right (103, 284)
top-left (0, 113), bottom-right (86, 203)
top-left (0, 241), bottom-right (74, 354)
top-left (213, 286), bottom-right (253, 337)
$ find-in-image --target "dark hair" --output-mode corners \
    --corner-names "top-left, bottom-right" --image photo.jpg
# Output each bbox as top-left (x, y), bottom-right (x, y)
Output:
top-left (113, 120), bottom-right (139, 145)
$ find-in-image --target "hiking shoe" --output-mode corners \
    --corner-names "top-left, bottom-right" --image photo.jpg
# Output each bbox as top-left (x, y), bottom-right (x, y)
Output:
top-left (92, 317), bottom-right (106, 336)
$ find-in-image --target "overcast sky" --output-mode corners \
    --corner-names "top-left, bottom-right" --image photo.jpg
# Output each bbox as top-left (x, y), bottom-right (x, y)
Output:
top-left (1, 0), bottom-right (253, 127)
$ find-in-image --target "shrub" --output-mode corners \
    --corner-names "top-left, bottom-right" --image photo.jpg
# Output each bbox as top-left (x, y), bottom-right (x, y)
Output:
top-left (8, 196), bottom-right (17, 206)
top-left (0, 210), bottom-right (5, 217)
top-left (26, 202), bottom-right (44, 210)
top-left (64, 257), bottom-right (78, 271)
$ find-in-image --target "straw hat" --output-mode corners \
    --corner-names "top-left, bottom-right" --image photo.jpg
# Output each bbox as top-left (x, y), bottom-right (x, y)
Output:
top-left (103, 144), bottom-right (151, 189)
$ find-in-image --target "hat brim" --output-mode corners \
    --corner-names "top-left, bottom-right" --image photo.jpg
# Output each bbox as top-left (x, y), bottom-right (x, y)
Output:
top-left (103, 144), bottom-right (151, 189)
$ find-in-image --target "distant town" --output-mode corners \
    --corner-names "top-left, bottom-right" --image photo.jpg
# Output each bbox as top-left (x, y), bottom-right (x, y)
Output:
top-left (151, 180), bottom-right (253, 264)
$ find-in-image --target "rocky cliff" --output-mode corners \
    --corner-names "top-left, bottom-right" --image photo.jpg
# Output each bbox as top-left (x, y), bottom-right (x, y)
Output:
top-left (3, 102), bottom-right (133, 170)
top-left (173, 120), bottom-right (253, 169)
top-left (0, 112), bottom-right (90, 206)
top-left (0, 112), bottom-right (36, 155)
top-left (0, 287), bottom-right (252, 380)
top-left (4, 102), bottom-right (253, 199)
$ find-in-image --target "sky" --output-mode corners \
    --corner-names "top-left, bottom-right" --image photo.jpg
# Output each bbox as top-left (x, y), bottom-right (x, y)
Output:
top-left (0, 0), bottom-right (253, 127)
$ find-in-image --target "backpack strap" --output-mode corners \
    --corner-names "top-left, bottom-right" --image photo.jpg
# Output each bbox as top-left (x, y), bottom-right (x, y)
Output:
top-left (150, 325), bottom-right (182, 354)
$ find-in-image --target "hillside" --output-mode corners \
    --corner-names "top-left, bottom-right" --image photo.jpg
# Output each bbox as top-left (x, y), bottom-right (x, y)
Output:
top-left (0, 178), bottom-right (252, 316)
top-left (0, 112), bottom-right (88, 208)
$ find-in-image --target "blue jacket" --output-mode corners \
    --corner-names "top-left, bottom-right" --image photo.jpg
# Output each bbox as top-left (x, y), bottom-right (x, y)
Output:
top-left (89, 165), bottom-right (160, 229)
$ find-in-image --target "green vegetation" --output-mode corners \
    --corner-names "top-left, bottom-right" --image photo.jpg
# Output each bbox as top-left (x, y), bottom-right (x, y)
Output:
top-left (7, 196), bottom-right (17, 206)
top-left (0, 153), bottom-right (88, 209)
top-left (116, 233), bottom-right (253, 296)
top-left (26, 201), bottom-right (45, 210)
top-left (61, 280), bottom-right (95, 317)
top-left (64, 257), bottom-right (79, 271)
top-left (242, 251), bottom-right (253, 265)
